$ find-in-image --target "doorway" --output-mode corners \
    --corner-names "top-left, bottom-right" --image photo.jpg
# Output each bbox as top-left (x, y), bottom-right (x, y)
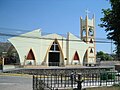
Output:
top-left (49, 52), bottom-right (60, 66)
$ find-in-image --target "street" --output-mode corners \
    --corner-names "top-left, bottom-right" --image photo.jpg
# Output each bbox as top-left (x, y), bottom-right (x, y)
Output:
top-left (0, 75), bottom-right (32, 90)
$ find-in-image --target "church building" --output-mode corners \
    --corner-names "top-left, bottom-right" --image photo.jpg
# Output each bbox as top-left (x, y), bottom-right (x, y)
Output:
top-left (8, 15), bottom-right (96, 67)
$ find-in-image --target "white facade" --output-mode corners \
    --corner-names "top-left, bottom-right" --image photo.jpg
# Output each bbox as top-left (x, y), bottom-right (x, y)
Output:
top-left (8, 15), bottom-right (96, 67)
top-left (8, 30), bottom-right (90, 66)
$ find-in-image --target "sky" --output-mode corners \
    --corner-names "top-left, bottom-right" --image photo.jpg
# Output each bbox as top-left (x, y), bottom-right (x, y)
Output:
top-left (0, 0), bottom-right (114, 54)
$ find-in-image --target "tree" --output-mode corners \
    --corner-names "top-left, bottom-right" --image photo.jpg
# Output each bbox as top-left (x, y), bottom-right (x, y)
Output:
top-left (99, 0), bottom-right (120, 59)
top-left (96, 51), bottom-right (113, 61)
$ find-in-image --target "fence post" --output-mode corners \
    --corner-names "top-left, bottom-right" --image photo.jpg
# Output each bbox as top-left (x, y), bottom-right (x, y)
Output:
top-left (61, 74), bottom-right (62, 87)
top-left (64, 74), bottom-right (66, 88)
top-left (100, 73), bottom-right (102, 86)
top-left (106, 72), bottom-right (109, 86)
top-left (70, 72), bottom-right (74, 88)
top-left (76, 73), bottom-right (83, 90)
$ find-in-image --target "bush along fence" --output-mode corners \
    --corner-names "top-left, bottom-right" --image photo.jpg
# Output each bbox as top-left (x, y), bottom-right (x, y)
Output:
top-left (33, 71), bottom-right (120, 90)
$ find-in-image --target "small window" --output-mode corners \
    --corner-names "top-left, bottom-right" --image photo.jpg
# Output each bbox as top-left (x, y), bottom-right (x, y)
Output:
top-left (90, 49), bottom-right (93, 53)
top-left (73, 51), bottom-right (79, 60)
top-left (90, 39), bottom-right (93, 43)
top-left (27, 49), bottom-right (35, 60)
top-left (50, 45), bottom-right (54, 50)
top-left (82, 28), bottom-right (86, 36)
top-left (89, 27), bottom-right (94, 36)
top-left (50, 40), bottom-right (60, 51)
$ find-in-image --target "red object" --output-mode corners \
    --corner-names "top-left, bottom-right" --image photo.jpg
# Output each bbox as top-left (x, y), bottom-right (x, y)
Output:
top-left (27, 49), bottom-right (35, 60)
top-left (74, 51), bottom-right (79, 60)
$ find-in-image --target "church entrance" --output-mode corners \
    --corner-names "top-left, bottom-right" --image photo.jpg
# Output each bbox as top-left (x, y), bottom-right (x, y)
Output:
top-left (48, 40), bottom-right (62, 66)
top-left (49, 52), bottom-right (60, 66)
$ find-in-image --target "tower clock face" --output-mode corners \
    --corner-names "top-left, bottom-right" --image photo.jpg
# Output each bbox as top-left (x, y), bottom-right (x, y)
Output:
top-left (89, 27), bottom-right (94, 36)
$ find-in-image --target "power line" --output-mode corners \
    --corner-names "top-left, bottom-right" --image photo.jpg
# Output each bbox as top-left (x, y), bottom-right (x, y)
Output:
top-left (0, 27), bottom-right (30, 32)
top-left (0, 27), bottom-right (112, 41)
top-left (0, 32), bottom-right (114, 43)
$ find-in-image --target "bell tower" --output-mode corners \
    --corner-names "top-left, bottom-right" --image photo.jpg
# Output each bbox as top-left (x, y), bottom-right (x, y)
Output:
top-left (80, 14), bottom-right (96, 66)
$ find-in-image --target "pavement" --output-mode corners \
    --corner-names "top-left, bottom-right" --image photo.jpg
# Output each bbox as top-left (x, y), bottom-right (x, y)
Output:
top-left (0, 73), bottom-right (32, 90)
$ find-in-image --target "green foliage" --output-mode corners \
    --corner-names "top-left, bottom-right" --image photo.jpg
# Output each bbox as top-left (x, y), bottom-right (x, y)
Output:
top-left (0, 42), bottom-right (20, 64)
top-left (100, 72), bottom-right (108, 80)
top-left (100, 72), bottom-right (115, 80)
top-left (113, 83), bottom-right (120, 87)
top-left (97, 51), bottom-right (113, 61)
top-left (0, 42), bottom-right (10, 57)
top-left (100, 0), bottom-right (120, 59)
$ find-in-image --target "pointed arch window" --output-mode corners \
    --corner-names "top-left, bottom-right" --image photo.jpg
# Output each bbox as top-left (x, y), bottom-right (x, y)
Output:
top-left (50, 40), bottom-right (60, 51)
top-left (90, 49), bottom-right (93, 53)
top-left (82, 28), bottom-right (86, 37)
top-left (27, 49), bottom-right (35, 60)
top-left (89, 27), bottom-right (94, 36)
top-left (73, 51), bottom-right (79, 60)
top-left (90, 39), bottom-right (93, 43)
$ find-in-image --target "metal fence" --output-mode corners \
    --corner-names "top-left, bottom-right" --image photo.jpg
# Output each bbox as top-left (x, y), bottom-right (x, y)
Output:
top-left (33, 71), bottom-right (120, 90)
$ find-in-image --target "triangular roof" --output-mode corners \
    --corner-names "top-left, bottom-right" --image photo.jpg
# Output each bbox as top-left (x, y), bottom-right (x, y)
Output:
top-left (8, 29), bottom-right (41, 41)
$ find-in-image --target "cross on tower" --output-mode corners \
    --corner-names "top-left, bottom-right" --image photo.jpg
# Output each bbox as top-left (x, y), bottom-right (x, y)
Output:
top-left (85, 9), bottom-right (90, 16)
